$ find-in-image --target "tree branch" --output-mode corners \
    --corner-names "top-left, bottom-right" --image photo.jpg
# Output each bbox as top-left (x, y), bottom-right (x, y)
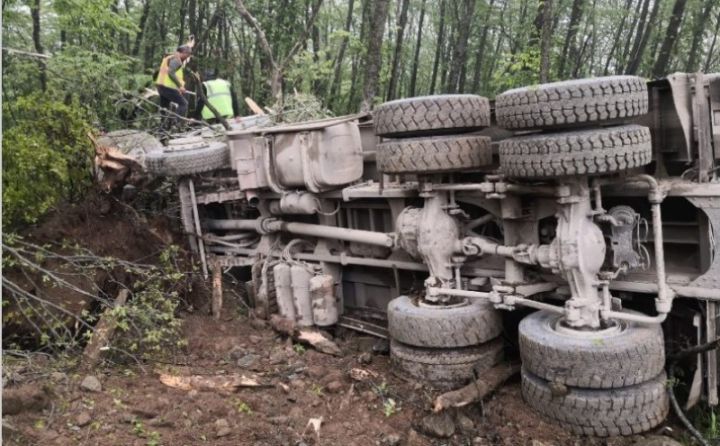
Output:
top-left (234, 0), bottom-right (278, 70)
top-left (283, 0), bottom-right (324, 67)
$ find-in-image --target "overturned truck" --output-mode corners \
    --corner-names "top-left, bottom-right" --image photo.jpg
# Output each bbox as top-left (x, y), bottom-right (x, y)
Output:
top-left (146, 74), bottom-right (720, 436)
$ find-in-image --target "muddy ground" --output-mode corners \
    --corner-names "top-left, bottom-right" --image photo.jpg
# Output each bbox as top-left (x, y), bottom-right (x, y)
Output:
top-left (3, 298), bottom-right (685, 446)
top-left (1, 193), bottom-right (687, 446)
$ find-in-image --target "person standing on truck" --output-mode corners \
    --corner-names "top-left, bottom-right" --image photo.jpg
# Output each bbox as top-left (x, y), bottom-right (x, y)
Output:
top-left (200, 78), bottom-right (235, 121)
top-left (155, 45), bottom-right (192, 122)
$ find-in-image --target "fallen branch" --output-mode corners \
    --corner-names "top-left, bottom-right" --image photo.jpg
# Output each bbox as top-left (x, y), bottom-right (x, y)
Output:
top-left (433, 362), bottom-right (520, 412)
top-left (668, 338), bottom-right (720, 361)
top-left (159, 373), bottom-right (267, 393)
top-left (245, 97), bottom-right (266, 115)
top-left (668, 364), bottom-right (711, 446)
top-left (82, 289), bottom-right (129, 368)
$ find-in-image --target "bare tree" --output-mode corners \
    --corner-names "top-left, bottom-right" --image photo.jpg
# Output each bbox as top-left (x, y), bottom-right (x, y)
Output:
top-left (234, 0), bottom-right (324, 101)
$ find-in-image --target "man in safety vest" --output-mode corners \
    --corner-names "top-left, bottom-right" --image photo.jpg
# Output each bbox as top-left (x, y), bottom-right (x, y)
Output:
top-left (155, 45), bottom-right (192, 121)
top-left (200, 78), bottom-right (235, 121)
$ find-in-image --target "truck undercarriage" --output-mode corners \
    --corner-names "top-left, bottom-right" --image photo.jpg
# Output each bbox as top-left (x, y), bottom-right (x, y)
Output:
top-left (144, 73), bottom-right (720, 436)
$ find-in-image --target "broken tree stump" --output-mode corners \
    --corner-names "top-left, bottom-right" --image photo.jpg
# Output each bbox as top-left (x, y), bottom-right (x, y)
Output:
top-left (433, 362), bottom-right (520, 412)
top-left (269, 314), bottom-right (342, 356)
top-left (212, 266), bottom-right (223, 320)
top-left (82, 289), bottom-right (129, 368)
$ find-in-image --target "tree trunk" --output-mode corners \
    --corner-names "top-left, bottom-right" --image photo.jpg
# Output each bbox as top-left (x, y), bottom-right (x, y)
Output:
top-left (626, 0), bottom-right (660, 75)
top-left (408, 0), bottom-right (426, 97)
top-left (571, 0), bottom-right (595, 77)
top-left (386, 0), bottom-right (410, 100)
top-left (329, 0), bottom-right (355, 108)
top-left (704, 11), bottom-right (720, 72)
top-left (685, 0), bottom-right (713, 72)
top-left (30, 0), bottom-right (45, 91)
top-left (537, 0), bottom-right (554, 82)
top-left (361, 0), bottom-right (390, 111)
top-left (471, 0), bottom-right (495, 93)
top-left (430, 0), bottom-right (446, 94)
top-left (620, 0), bottom-right (643, 70)
top-left (177, 0), bottom-right (187, 45)
top-left (446, 0), bottom-right (477, 92)
top-left (347, 0), bottom-right (371, 112)
top-left (558, 0), bottom-right (584, 78)
top-left (310, 0), bottom-right (323, 96)
top-left (624, 0), bottom-right (651, 73)
top-left (132, 0), bottom-right (151, 58)
top-left (188, 0), bottom-right (197, 38)
top-left (604, 0), bottom-right (633, 74)
top-left (651, 0), bottom-right (688, 77)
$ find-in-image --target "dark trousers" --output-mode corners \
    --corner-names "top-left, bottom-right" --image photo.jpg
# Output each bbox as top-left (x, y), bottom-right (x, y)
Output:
top-left (156, 85), bottom-right (188, 118)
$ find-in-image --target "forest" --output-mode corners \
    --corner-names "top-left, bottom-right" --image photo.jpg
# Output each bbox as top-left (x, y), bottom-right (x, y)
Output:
top-left (3, 1), bottom-right (720, 445)
top-left (4, 0), bottom-right (720, 118)
top-left (3, 0), bottom-right (720, 227)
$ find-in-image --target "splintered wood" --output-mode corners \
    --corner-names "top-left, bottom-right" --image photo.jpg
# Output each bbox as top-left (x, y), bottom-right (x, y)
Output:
top-left (82, 289), bottom-right (129, 368)
top-left (433, 362), bottom-right (520, 412)
top-left (159, 373), bottom-right (266, 393)
top-left (89, 132), bottom-right (144, 192)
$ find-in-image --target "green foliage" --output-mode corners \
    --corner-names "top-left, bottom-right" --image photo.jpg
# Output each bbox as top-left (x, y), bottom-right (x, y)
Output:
top-left (3, 240), bottom-right (188, 361)
top-left (52, 0), bottom-right (138, 50)
top-left (2, 95), bottom-right (93, 228)
top-left (270, 92), bottom-right (333, 124)
top-left (110, 245), bottom-right (188, 358)
top-left (47, 47), bottom-right (145, 127)
top-left (232, 398), bottom-right (252, 414)
top-left (491, 48), bottom-right (541, 93)
top-left (286, 49), bottom-right (334, 93)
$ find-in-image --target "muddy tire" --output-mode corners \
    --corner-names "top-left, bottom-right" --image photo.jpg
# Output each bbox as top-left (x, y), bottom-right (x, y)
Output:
top-left (495, 76), bottom-right (648, 130)
top-left (387, 295), bottom-right (502, 348)
top-left (391, 338), bottom-right (503, 389)
top-left (521, 369), bottom-right (669, 437)
top-left (377, 135), bottom-right (493, 174)
top-left (499, 125), bottom-right (652, 178)
top-left (146, 142), bottom-right (230, 176)
top-left (374, 95), bottom-right (491, 137)
top-left (519, 310), bottom-right (665, 389)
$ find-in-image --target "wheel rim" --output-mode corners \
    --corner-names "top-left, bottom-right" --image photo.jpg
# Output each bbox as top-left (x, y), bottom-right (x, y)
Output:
top-left (551, 314), bottom-right (625, 338)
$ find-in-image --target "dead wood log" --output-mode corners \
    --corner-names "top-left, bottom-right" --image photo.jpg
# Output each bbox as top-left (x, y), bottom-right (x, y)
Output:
top-left (82, 289), bottom-right (129, 368)
top-left (211, 266), bottom-right (223, 320)
top-left (269, 314), bottom-right (342, 356)
top-left (245, 97), bottom-right (266, 115)
top-left (159, 372), bottom-right (266, 393)
top-left (89, 132), bottom-right (145, 192)
top-left (433, 362), bottom-right (520, 412)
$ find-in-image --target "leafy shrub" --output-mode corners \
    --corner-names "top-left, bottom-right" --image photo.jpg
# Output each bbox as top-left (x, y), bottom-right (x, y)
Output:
top-left (2, 94), bottom-right (93, 228)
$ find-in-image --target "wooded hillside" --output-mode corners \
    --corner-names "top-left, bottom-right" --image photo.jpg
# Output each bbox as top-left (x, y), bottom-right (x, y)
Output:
top-left (4, 0), bottom-right (720, 120)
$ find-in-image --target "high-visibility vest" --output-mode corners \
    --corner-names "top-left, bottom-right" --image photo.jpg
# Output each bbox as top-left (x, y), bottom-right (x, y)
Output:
top-left (155, 55), bottom-right (184, 89)
top-left (201, 79), bottom-right (234, 120)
